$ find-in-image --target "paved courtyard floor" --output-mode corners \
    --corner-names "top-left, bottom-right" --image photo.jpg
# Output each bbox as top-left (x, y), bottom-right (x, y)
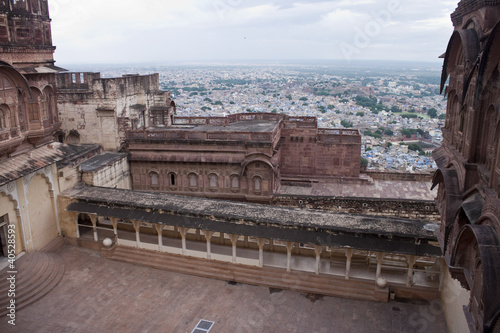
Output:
top-left (1, 246), bottom-right (449, 333)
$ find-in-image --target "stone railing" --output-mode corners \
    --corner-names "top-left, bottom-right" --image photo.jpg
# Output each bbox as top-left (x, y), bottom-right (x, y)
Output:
top-left (317, 129), bottom-right (361, 144)
top-left (127, 130), bottom-right (273, 142)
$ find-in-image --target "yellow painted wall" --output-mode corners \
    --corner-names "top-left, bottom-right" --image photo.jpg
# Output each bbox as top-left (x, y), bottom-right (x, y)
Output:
top-left (58, 196), bottom-right (78, 239)
top-left (26, 174), bottom-right (58, 251)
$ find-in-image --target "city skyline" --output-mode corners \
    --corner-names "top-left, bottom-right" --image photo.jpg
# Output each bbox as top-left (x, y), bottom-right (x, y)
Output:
top-left (49, 0), bottom-right (458, 65)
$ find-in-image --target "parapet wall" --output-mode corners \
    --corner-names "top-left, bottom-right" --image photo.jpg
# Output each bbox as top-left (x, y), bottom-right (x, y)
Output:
top-left (273, 195), bottom-right (440, 221)
top-left (365, 171), bottom-right (433, 182)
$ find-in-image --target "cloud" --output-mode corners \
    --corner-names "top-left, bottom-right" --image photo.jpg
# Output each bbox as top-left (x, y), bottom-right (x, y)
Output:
top-left (49, 0), bottom-right (459, 64)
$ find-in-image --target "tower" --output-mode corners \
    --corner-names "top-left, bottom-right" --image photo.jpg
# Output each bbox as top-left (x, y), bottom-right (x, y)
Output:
top-left (0, 0), bottom-right (63, 156)
top-left (0, 0), bottom-right (56, 69)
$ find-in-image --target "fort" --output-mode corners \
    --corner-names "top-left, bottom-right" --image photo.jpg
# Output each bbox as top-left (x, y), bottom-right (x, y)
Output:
top-left (0, 0), bottom-right (499, 332)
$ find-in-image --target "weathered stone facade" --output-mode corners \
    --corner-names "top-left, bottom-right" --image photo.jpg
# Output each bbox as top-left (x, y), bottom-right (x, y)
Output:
top-left (0, 0), bottom-right (63, 157)
top-left (436, 1), bottom-right (500, 331)
top-left (127, 113), bottom-right (361, 202)
top-left (56, 72), bottom-right (175, 151)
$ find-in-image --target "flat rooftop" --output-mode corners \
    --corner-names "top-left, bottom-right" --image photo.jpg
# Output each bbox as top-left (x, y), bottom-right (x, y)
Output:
top-left (0, 245), bottom-right (449, 333)
top-left (80, 152), bottom-right (127, 172)
top-left (280, 179), bottom-right (436, 201)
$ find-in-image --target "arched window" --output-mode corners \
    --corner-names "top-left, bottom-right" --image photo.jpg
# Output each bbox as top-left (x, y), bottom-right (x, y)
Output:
top-left (150, 172), bottom-right (159, 186)
top-left (189, 173), bottom-right (198, 187)
top-left (28, 88), bottom-right (41, 122)
top-left (209, 173), bottom-right (218, 188)
top-left (43, 86), bottom-right (55, 122)
top-left (231, 175), bottom-right (239, 189)
top-left (168, 172), bottom-right (176, 186)
top-left (254, 176), bottom-right (262, 192)
top-left (0, 108), bottom-right (6, 130)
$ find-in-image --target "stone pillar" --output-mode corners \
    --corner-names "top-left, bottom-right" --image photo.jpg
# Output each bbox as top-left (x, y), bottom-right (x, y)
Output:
top-left (220, 232), bottom-right (225, 245)
top-left (49, 189), bottom-right (61, 235)
top-left (376, 252), bottom-right (383, 279)
top-left (315, 245), bottom-right (322, 275)
top-left (345, 248), bottom-right (353, 280)
top-left (244, 235), bottom-right (249, 247)
top-left (132, 221), bottom-right (141, 248)
top-left (90, 215), bottom-right (98, 242)
top-left (407, 255), bottom-right (416, 287)
top-left (196, 229), bottom-right (201, 241)
top-left (155, 224), bottom-right (164, 251)
top-left (179, 227), bottom-right (188, 255)
top-left (231, 234), bottom-right (239, 263)
top-left (205, 230), bottom-right (213, 259)
top-left (110, 218), bottom-right (118, 236)
top-left (286, 242), bottom-right (293, 272)
top-left (75, 213), bottom-right (80, 239)
top-left (110, 218), bottom-right (118, 245)
top-left (269, 238), bottom-right (274, 251)
top-left (258, 238), bottom-right (265, 267)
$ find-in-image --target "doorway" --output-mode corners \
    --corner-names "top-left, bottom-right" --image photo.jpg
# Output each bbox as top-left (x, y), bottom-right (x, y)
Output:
top-left (0, 215), bottom-right (8, 258)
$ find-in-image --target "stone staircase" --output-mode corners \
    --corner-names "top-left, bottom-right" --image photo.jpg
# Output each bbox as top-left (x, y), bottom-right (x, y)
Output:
top-left (104, 245), bottom-right (388, 302)
top-left (0, 251), bottom-right (65, 316)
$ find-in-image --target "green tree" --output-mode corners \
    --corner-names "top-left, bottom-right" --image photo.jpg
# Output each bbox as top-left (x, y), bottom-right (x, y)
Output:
top-left (427, 108), bottom-right (438, 118)
top-left (391, 105), bottom-right (402, 113)
top-left (341, 120), bottom-right (354, 128)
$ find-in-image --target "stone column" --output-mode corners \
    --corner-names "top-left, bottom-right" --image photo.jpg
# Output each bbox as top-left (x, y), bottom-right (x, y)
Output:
top-left (315, 245), bottom-right (322, 275)
top-left (258, 238), bottom-right (265, 267)
top-left (407, 255), bottom-right (416, 287)
top-left (220, 232), bottom-right (225, 245)
top-left (110, 218), bottom-right (118, 245)
top-left (244, 235), bottom-right (249, 247)
top-left (75, 213), bottom-right (80, 239)
top-left (132, 221), bottom-right (141, 248)
top-left (196, 229), bottom-right (201, 241)
top-left (179, 227), bottom-right (188, 255)
top-left (376, 252), bottom-right (383, 279)
top-left (205, 230), bottom-right (213, 259)
top-left (286, 242), bottom-right (293, 272)
top-left (90, 215), bottom-right (98, 242)
top-left (345, 248), bottom-right (353, 280)
top-left (155, 224), bottom-right (164, 251)
top-left (231, 234), bottom-right (239, 263)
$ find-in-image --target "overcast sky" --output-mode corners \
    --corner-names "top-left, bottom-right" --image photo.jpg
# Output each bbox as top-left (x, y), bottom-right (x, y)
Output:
top-left (49, 0), bottom-right (459, 65)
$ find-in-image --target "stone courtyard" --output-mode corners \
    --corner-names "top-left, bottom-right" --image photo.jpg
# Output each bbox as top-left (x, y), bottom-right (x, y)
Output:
top-left (0, 246), bottom-right (449, 333)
